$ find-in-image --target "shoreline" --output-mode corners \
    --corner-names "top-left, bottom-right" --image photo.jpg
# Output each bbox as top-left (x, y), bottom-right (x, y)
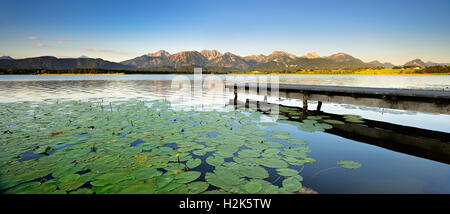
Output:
top-left (0, 73), bottom-right (448, 76)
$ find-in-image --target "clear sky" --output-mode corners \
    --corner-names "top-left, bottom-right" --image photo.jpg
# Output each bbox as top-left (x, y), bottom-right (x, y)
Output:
top-left (0, 0), bottom-right (449, 64)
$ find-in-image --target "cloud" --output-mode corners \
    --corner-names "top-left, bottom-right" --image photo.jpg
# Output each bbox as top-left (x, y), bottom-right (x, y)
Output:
top-left (28, 36), bottom-right (41, 40)
top-left (82, 48), bottom-right (128, 55)
top-left (36, 43), bottom-right (51, 48)
top-left (56, 38), bottom-right (73, 44)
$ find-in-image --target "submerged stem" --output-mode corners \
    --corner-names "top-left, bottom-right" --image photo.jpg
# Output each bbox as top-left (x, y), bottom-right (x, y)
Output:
top-left (310, 166), bottom-right (340, 180)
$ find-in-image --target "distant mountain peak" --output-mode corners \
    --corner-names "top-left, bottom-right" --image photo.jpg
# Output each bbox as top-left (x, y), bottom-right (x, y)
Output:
top-left (305, 52), bottom-right (319, 59)
top-left (200, 50), bottom-right (222, 60)
top-left (0, 56), bottom-right (13, 60)
top-left (368, 60), bottom-right (395, 68)
top-left (329, 53), bottom-right (351, 58)
top-left (78, 55), bottom-right (89, 58)
top-left (269, 51), bottom-right (296, 58)
top-left (147, 50), bottom-right (171, 58)
top-left (404, 58), bottom-right (426, 67)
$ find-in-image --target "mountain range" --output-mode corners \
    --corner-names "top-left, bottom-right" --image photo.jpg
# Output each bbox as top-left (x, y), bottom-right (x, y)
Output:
top-left (1, 51), bottom-right (449, 71)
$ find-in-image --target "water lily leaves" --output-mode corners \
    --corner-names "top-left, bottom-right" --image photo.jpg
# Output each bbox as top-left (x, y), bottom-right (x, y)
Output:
top-left (286, 139), bottom-right (308, 145)
top-left (244, 180), bottom-right (262, 193)
top-left (153, 147), bottom-right (175, 155)
top-left (58, 180), bottom-right (85, 192)
top-left (205, 167), bottom-right (240, 192)
top-left (337, 160), bottom-right (362, 169)
top-left (187, 181), bottom-right (209, 194)
top-left (186, 158), bottom-right (202, 169)
top-left (276, 168), bottom-right (299, 177)
top-left (131, 167), bottom-right (162, 180)
top-left (314, 123), bottom-right (333, 130)
top-left (156, 174), bottom-right (174, 190)
top-left (261, 148), bottom-right (280, 157)
top-left (272, 130), bottom-right (290, 135)
top-left (259, 158), bottom-right (288, 168)
top-left (192, 149), bottom-right (207, 156)
top-left (174, 171), bottom-right (201, 183)
top-left (282, 176), bottom-right (302, 192)
top-left (323, 119), bottom-right (345, 125)
top-left (156, 182), bottom-right (184, 193)
top-left (238, 149), bottom-right (261, 158)
top-left (270, 134), bottom-right (290, 140)
top-left (206, 156), bottom-right (224, 167)
top-left (343, 115), bottom-right (365, 123)
top-left (5, 182), bottom-right (41, 194)
top-left (307, 116), bottom-right (322, 120)
top-left (238, 165), bottom-right (269, 179)
top-left (69, 188), bottom-right (93, 194)
top-left (59, 173), bottom-right (80, 183)
top-left (118, 183), bottom-right (156, 194)
top-left (0, 99), bottom-right (322, 194)
top-left (259, 122), bottom-right (277, 127)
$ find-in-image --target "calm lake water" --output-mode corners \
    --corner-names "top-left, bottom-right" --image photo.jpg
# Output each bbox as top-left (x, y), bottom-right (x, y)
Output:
top-left (0, 74), bottom-right (449, 194)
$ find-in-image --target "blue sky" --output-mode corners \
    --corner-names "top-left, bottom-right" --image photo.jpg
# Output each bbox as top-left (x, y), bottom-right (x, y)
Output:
top-left (0, 0), bottom-right (449, 64)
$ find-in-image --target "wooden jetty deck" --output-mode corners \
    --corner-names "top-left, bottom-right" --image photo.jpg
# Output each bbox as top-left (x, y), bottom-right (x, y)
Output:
top-left (226, 83), bottom-right (450, 114)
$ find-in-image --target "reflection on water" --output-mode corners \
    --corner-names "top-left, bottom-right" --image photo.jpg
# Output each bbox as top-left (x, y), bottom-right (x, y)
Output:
top-left (0, 75), bottom-right (449, 194)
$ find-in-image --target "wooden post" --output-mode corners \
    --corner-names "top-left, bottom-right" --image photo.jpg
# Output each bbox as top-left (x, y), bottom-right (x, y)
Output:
top-left (301, 95), bottom-right (308, 119)
top-left (302, 96), bottom-right (308, 110)
top-left (233, 86), bottom-right (237, 106)
top-left (317, 101), bottom-right (322, 112)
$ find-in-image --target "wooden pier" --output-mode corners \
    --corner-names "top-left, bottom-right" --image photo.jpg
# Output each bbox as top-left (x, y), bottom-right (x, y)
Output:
top-left (226, 83), bottom-right (450, 114)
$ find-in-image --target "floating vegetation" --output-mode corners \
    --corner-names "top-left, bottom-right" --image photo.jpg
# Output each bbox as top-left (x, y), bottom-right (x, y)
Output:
top-left (342, 115), bottom-right (365, 123)
top-left (0, 98), bottom-right (345, 194)
top-left (337, 160), bottom-right (362, 169)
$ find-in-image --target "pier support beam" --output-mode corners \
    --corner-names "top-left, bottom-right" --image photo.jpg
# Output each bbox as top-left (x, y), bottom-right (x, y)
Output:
top-left (233, 87), bottom-right (237, 106)
top-left (317, 101), bottom-right (322, 112)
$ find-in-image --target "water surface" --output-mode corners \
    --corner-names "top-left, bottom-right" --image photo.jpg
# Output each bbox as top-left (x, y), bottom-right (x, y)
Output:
top-left (0, 74), bottom-right (449, 194)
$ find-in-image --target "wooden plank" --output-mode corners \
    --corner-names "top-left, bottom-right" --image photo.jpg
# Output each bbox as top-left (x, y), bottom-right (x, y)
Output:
top-left (226, 83), bottom-right (450, 99)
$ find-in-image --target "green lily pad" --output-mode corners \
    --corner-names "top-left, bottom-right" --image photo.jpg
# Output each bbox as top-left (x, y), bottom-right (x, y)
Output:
top-left (131, 167), bottom-right (162, 180)
top-left (282, 176), bottom-right (302, 192)
top-left (238, 165), bottom-right (269, 179)
top-left (192, 149), bottom-right (207, 156)
top-left (205, 167), bottom-right (241, 192)
top-left (337, 160), bottom-right (362, 169)
top-left (259, 158), bottom-right (288, 168)
top-left (286, 139), bottom-right (308, 145)
top-left (206, 156), bottom-right (224, 167)
top-left (118, 183), bottom-right (156, 194)
top-left (272, 130), bottom-right (290, 135)
top-left (186, 158), bottom-right (202, 169)
top-left (238, 149), bottom-right (261, 158)
top-left (174, 171), bottom-right (201, 183)
top-left (276, 168), bottom-right (299, 177)
top-left (323, 119), bottom-right (345, 125)
top-left (59, 173), bottom-right (80, 183)
top-left (244, 181), bottom-right (262, 193)
top-left (270, 134), bottom-right (290, 140)
top-left (187, 181), bottom-right (209, 194)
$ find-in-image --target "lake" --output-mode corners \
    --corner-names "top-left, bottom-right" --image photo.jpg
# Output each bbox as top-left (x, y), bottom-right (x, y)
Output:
top-left (0, 74), bottom-right (449, 194)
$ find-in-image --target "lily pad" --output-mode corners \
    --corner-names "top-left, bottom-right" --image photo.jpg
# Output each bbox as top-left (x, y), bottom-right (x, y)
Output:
top-left (259, 158), bottom-right (288, 168)
top-left (118, 183), bottom-right (156, 194)
top-left (337, 160), bottom-right (362, 169)
top-left (59, 173), bottom-right (80, 183)
top-left (238, 165), bottom-right (269, 179)
top-left (186, 158), bottom-right (202, 169)
top-left (244, 180), bottom-right (262, 193)
top-left (276, 168), bottom-right (299, 177)
top-left (187, 181), bottom-right (209, 194)
top-left (174, 171), bottom-right (201, 183)
top-left (282, 176), bottom-right (302, 192)
top-left (206, 156), bottom-right (224, 167)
